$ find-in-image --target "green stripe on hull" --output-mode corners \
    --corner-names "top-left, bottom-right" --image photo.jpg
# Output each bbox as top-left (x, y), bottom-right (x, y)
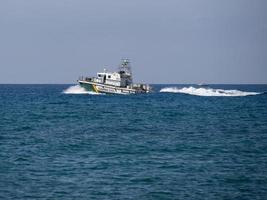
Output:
top-left (79, 82), bottom-right (97, 92)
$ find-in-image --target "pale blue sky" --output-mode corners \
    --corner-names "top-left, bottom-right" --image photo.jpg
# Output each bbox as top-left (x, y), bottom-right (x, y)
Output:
top-left (0, 0), bottom-right (266, 84)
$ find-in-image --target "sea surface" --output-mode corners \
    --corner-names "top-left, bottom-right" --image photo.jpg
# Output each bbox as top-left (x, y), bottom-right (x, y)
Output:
top-left (0, 84), bottom-right (267, 199)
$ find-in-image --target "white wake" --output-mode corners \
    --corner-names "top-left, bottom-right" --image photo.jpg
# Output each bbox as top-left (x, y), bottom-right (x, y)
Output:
top-left (63, 85), bottom-right (100, 95)
top-left (160, 86), bottom-right (260, 97)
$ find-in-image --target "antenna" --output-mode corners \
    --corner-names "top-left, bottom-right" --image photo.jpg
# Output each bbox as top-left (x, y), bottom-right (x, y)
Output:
top-left (118, 58), bottom-right (133, 83)
top-left (119, 58), bottom-right (132, 74)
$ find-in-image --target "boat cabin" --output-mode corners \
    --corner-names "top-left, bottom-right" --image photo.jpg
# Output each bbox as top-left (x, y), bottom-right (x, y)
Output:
top-left (96, 71), bottom-right (132, 87)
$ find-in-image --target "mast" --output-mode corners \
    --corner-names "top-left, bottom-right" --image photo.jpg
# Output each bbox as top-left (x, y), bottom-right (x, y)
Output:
top-left (118, 58), bottom-right (133, 83)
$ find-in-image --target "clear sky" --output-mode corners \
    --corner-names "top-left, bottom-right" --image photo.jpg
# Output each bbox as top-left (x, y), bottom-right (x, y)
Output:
top-left (0, 0), bottom-right (266, 84)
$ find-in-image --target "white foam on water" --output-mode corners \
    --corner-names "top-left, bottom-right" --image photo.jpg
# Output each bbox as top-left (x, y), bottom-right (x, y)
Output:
top-left (63, 85), bottom-right (101, 95)
top-left (160, 86), bottom-right (261, 97)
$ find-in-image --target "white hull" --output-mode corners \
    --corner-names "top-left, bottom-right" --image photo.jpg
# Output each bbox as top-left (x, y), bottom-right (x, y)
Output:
top-left (78, 80), bottom-right (148, 95)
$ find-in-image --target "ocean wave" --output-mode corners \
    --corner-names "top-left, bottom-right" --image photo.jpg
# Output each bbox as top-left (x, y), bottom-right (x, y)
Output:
top-left (63, 85), bottom-right (101, 95)
top-left (160, 86), bottom-right (261, 97)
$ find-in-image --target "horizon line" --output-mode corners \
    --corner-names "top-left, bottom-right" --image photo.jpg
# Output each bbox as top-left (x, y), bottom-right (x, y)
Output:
top-left (0, 83), bottom-right (267, 85)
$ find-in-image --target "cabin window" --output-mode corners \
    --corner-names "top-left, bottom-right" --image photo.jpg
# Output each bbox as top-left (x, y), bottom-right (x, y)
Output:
top-left (108, 75), bottom-right (111, 78)
top-left (98, 74), bottom-right (101, 77)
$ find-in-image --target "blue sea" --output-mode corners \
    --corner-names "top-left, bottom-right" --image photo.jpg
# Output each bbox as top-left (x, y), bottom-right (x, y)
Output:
top-left (0, 84), bottom-right (267, 199)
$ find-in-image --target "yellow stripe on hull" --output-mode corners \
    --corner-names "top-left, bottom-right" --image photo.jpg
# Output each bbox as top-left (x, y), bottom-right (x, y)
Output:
top-left (92, 84), bottom-right (99, 93)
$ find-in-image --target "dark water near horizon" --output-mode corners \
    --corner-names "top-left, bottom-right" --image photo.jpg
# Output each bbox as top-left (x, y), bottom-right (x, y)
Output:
top-left (1, 84), bottom-right (267, 199)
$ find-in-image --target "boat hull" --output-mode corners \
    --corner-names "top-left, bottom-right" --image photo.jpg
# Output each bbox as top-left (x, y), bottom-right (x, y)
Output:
top-left (78, 80), bottom-right (147, 95)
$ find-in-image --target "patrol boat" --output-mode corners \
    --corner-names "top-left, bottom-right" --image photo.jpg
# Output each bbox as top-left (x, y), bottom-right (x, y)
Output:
top-left (78, 59), bottom-right (152, 94)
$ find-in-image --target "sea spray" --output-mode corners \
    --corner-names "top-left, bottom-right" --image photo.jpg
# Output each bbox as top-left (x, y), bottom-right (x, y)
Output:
top-left (160, 86), bottom-right (260, 97)
top-left (63, 85), bottom-right (101, 95)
